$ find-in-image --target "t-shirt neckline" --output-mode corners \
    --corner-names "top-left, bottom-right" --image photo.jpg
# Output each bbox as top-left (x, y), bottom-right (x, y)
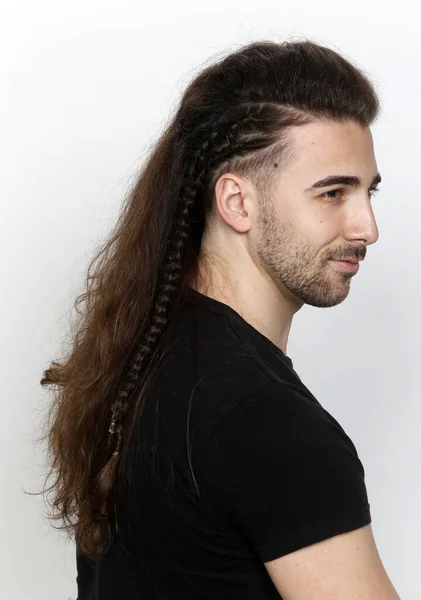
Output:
top-left (186, 287), bottom-right (293, 367)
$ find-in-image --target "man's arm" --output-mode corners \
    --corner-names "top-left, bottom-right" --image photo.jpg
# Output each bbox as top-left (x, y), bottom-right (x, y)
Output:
top-left (265, 524), bottom-right (400, 599)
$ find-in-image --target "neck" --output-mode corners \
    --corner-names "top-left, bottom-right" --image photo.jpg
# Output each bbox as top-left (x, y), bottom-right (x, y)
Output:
top-left (191, 250), bottom-right (302, 356)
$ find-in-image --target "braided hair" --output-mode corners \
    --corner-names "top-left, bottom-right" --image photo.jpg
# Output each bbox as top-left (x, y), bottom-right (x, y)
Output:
top-left (40, 39), bottom-right (380, 559)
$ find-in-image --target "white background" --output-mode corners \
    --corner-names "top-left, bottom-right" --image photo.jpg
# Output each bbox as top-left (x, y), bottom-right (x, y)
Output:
top-left (1, 1), bottom-right (420, 598)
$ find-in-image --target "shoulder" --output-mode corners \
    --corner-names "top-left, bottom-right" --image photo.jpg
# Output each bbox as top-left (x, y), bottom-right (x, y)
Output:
top-left (195, 380), bottom-right (370, 562)
top-left (212, 380), bottom-right (358, 456)
top-left (197, 379), bottom-right (365, 489)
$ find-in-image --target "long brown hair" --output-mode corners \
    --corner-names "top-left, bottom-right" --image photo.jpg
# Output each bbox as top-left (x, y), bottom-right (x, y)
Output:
top-left (39, 39), bottom-right (380, 559)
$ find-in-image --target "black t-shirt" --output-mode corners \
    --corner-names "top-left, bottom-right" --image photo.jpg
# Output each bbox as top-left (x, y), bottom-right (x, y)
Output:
top-left (76, 288), bottom-right (371, 599)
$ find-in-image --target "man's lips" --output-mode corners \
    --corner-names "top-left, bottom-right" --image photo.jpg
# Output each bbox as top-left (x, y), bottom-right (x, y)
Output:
top-left (330, 258), bottom-right (361, 272)
top-left (334, 258), bottom-right (360, 264)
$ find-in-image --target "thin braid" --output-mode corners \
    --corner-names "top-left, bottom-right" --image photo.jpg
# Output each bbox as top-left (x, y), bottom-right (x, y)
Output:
top-left (107, 171), bottom-right (204, 454)
top-left (107, 101), bottom-right (282, 455)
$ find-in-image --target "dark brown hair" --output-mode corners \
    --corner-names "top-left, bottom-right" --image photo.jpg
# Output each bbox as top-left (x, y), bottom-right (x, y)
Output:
top-left (39, 39), bottom-right (380, 559)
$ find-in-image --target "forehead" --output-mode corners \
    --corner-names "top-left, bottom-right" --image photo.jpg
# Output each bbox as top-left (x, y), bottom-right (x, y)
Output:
top-left (284, 119), bottom-right (377, 179)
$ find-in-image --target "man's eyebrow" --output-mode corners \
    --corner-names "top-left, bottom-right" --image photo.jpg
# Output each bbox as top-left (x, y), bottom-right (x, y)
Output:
top-left (304, 172), bottom-right (382, 192)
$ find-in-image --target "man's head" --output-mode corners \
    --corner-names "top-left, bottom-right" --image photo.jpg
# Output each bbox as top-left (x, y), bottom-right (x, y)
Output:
top-left (175, 40), bottom-right (381, 309)
top-left (204, 117), bottom-right (380, 309)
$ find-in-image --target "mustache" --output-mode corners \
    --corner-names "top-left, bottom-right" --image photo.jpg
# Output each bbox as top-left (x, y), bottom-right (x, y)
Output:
top-left (327, 247), bottom-right (367, 261)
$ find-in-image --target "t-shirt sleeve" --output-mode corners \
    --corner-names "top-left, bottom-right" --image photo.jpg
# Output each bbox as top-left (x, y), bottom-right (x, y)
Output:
top-left (199, 381), bottom-right (371, 563)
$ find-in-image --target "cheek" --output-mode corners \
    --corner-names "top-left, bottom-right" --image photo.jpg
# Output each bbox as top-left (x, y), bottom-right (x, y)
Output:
top-left (296, 221), bottom-right (337, 261)
top-left (309, 215), bottom-right (339, 243)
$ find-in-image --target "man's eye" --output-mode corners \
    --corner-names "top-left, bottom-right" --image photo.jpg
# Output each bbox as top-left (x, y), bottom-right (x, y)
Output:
top-left (369, 186), bottom-right (380, 198)
top-left (321, 187), bottom-right (381, 201)
top-left (321, 188), bottom-right (344, 201)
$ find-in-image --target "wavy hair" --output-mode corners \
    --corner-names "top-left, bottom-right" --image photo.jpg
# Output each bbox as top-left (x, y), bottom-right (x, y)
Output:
top-left (39, 39), bottom-right (380, 559)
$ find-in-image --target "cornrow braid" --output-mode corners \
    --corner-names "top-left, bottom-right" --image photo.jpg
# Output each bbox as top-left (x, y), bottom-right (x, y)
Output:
top-left (107, 191), bottom-right (197, 455)
top-left (107, 101), bottom-right (291, 457)
top-left (106, 165), bottom-right (204, 456)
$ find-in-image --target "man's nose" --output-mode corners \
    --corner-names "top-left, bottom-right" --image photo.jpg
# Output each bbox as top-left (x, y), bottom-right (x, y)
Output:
top-left (344, 197), bottom-right (379, 246)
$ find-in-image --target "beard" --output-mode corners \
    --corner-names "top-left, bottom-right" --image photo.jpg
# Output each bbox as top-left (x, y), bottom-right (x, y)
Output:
top-left (256, 199), bottom-right (360, 308)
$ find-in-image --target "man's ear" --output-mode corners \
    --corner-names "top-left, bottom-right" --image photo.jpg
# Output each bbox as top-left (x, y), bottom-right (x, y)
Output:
top-left (214, 173), bottom-right (254, 233)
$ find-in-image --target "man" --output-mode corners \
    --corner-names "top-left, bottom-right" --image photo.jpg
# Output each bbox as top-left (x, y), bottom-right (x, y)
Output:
top-left (46, 40), bottom-right (400, 599)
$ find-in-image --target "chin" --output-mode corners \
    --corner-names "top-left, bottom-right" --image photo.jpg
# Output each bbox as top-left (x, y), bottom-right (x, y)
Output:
top-left (309, 296), bottom-right (348, 308)
top-left (299, 281), bottom-right (351, 308)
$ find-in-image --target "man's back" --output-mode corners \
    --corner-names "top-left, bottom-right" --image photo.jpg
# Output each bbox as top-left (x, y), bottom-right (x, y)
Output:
top-left (76, 288), bottom-right (397, 599)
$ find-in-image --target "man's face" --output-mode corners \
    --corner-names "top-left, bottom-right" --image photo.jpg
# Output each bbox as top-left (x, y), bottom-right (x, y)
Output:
top-left (256, 118), bottom-right (380, 308)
